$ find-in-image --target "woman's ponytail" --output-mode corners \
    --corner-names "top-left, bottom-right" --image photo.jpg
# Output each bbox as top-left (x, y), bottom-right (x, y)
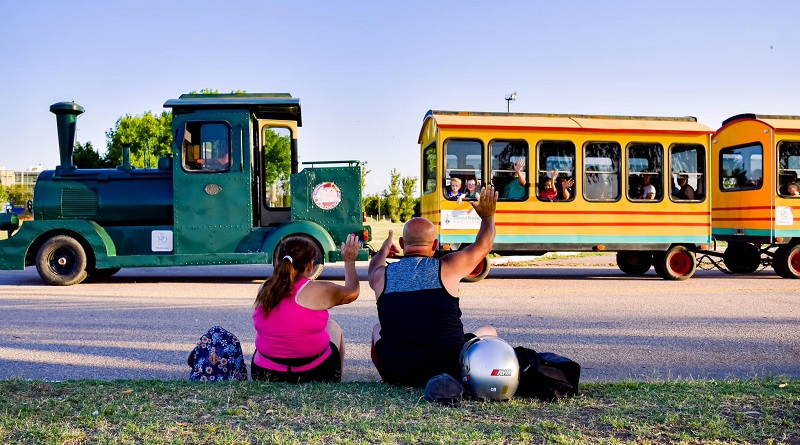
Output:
top-left (254, 237), bottom-right (319, 314)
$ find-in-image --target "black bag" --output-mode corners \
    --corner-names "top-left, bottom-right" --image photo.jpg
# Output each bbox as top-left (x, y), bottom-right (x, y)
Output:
top-left (514, 346), bottom-right (580, 401)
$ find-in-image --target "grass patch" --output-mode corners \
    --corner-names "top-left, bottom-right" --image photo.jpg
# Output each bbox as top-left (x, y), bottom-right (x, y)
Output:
top-left (1, 378), bottom-right (797, 444)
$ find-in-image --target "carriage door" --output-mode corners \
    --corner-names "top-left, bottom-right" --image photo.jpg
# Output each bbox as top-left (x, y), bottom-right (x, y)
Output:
top-left (172, 111), bottom-right (252, 255)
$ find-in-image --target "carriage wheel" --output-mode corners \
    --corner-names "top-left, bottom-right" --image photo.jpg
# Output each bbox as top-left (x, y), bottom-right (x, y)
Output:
top-left (462, 256), bottom-right (491, 283)
top-left (773, 245), bottom-right (800, 279)
top-left (653, 246), bottom-right (696, 281)
top-left (36, 235), bottom-right (89, 286)
top-left (723, 242), bottom-right (761, 274)
top-left (616, 251), bottom-right (653, 276)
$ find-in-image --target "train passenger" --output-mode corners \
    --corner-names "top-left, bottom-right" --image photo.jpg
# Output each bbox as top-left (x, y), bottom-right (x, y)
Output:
top-left (557, 176), bottom-right (575, 200)
top-left (446, 177), bottom-right (463, 199)
top-left (502, 158), bottom-right (527, 199)
top-left (780, 171), bottom-right (799, 196)
top-left (539, 173), bottom-right (557, 201)
top-left (463, 178), bottom-right (480, 200)
top-left (251, 234), bottom-right (361, 383)
top-left (368, 185), bottom-right (499, 387)
top-left (788, 183), bottom-right (800, 196)
top-left (674, 174), bottom-right (696, 200)
top-left (640, 175), bottom-right (656, 199)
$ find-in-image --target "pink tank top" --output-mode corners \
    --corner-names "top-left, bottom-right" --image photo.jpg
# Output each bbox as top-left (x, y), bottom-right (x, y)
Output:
top-left (253, 278), bottom-right (330, 368)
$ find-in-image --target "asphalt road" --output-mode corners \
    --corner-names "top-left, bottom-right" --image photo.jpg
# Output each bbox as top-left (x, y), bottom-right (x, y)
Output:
top-left (1, 263), bottom-right (798, 383)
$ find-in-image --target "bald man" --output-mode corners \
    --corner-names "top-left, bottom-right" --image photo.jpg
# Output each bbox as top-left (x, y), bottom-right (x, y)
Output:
top-left (368, 185), bottom-right (498, 387)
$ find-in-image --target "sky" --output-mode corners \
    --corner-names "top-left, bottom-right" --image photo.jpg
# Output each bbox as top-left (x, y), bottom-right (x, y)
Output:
top-left (1, 0), bottom-right (799, 195)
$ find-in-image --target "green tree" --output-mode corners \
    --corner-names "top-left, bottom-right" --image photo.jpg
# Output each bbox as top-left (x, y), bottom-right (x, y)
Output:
top-left (363, 194), bottom-right (386, 219)
top-left (105, 111), bottom-right (172, 168)
top-left (262, 128), bottom-right (292, 206)
top-left (262, 128), bottom-right (291, 186)
top-left (6, 185), bottom-right (33, 206)
top-left (361, 162), bottom-right (371, 191)
top-left (103, 89), bottom-right (246, 169)
top-left (400, 176), bottom-right (418, 222)
top-left (0, 185), bottom-right (8, 204)
top-left (73, 141), bottom-right (111, 168)
top-left (386, 169), bottom-right (402, 223)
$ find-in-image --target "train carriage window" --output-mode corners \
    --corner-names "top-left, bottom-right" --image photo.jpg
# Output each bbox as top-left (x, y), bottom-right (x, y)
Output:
top-left (443, 139), bottom-right (483, 200)
top-left (720, 143), bottom-right (762, 192)
top-left (627, 143), bottom-right (663, 201)
top-left (583, 142), bottom-right (620, 201)
top-left (182, 122), bottom-right (231, 172)
top-left (491, 140), bottom-right (529, 200)
top-left (423, 143), bottom-right (437, 194)
top-left (537, 141), bottom-right (575, 202)
top-left (263, 126), bottom-right (292, 207)
top-left (670, 144), bottom-right (706, 201)
top-left (777, 141), bottom-right (800, 197)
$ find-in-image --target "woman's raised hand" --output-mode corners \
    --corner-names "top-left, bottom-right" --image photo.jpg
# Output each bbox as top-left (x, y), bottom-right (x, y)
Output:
top-left (341, 233), bottom-right (361, 262)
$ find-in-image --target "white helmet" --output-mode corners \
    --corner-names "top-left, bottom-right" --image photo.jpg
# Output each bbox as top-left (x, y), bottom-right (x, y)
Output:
top-left (459, 335), bottom-right (519, 401)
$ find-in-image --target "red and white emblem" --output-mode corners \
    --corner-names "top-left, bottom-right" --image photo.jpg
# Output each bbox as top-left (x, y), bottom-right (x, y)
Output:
top-left (312, 182), bottom-right (342, 210)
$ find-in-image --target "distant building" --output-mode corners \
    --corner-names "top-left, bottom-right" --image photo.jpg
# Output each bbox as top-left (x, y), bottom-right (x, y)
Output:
top-left (0, 165), bottom-right (44, 199)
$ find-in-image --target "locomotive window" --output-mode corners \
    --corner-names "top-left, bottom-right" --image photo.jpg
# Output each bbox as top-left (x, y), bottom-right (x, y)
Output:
top-left (720, 143), bottom-right (763, 192)
top-left (423, 142), bottom-right (437, 195)
top-left (777, 141), bottom-right (800, 197)
top-left (537, 141), bottom-right (575, 202)
top-left (181, 122), bottom-right (231, 172)
top-left (627, 143), bottom-right (663, 202)
top-left (583, 142), bottom-right (620, 201)
top-left (490, 140), bottom-right (528, 200)
top-left (443, 139), bottom-right (483, 200)
top-left (670, 144), bottom-right (706, 201)
top-left (263, 126), bottom-right (292, 208)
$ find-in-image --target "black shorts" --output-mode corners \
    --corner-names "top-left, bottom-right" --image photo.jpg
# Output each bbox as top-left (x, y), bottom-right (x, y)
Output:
top-left (251, 342), bottom-right (341, 383)
top-left (375, 333), bottom-right (475, 387)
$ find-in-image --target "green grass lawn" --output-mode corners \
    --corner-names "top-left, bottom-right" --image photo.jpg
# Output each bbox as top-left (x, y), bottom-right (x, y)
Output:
top-left (1, 378), bottom-right (797, 444)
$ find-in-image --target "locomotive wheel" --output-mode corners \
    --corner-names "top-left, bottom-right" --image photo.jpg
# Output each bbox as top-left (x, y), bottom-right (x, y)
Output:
top-left (723, 242), bottom-right (761, 274)
top-left (36, 235), bottom-right (88, 286)
top-left (273, 235), bottom-right (324, 280)
top-left (773, 245), bottom-right (800, 279)
top-left (462, 256), bottom-right (491, 283)
top-left (615, 251), bottom-right (653, 275)
top-left (653, 246), bottom-right (696, 281)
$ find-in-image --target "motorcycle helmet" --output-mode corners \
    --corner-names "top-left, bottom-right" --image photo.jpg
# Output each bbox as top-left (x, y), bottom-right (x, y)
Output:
top-left (459, 335), bottom-right (519, 400)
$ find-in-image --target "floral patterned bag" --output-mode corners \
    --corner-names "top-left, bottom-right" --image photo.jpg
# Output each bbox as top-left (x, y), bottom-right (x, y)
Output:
top-left (188, 326), bottom-right (248, 382)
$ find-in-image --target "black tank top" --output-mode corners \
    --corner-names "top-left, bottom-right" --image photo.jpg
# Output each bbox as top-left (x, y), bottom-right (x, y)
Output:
top-left (376, 256), bottom-right (464, 386)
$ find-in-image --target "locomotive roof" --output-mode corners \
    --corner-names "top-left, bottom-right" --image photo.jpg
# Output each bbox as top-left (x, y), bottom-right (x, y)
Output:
top-left (164, 93), bottom-right (302, 125)
top-left (419, 110), bottom-right (714, 142)
top-left (719, 113), bottom-right (800, 132)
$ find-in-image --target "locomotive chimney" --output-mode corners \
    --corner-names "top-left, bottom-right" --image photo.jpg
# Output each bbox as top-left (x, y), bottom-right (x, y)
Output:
top-left (118, 144), bottom-right (133, 172)
top-left (49, 102), bottom-right (85, 172)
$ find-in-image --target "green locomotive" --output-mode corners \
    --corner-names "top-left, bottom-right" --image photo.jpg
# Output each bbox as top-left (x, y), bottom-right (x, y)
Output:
top-left (0, 94), bottom-right (371, 285)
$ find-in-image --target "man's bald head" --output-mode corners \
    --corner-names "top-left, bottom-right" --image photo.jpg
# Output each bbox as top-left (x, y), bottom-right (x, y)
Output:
top-left (401, 218), bottom-right (436, 254)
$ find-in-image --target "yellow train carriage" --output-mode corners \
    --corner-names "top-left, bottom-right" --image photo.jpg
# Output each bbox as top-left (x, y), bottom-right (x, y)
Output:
top-left (418, 110), bottom-right (714, 281)
top-left (711, 114), bottom-right (800, 278)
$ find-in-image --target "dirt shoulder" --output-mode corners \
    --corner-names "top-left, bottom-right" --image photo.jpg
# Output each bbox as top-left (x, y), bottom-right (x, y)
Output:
top-left (492, 253), bottom-right (617, 267)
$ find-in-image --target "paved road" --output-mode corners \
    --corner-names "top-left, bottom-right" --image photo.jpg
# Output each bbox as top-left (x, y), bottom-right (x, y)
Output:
top-left (0, 263), bottom-right (798, 383)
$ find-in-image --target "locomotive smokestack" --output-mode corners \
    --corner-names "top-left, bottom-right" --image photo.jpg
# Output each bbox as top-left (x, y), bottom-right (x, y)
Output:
top-left (49, 102), bottom-right (85, 171)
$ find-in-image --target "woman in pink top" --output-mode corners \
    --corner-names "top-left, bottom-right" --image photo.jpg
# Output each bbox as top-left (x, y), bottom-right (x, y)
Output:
top-left (252, 234), bottom-right (360, 383)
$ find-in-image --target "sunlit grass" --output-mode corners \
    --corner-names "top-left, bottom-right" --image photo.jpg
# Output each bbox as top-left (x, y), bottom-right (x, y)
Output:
top-left (1, 377), bottom-right (797, 444)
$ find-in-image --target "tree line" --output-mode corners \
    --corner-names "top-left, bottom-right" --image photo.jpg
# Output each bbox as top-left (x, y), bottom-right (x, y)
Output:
top-left (362, 168), bottom-right (419, 223)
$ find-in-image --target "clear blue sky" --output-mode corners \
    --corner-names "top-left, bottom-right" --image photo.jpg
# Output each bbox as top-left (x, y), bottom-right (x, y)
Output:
top-left (1, 0), bottom-right (798, 195)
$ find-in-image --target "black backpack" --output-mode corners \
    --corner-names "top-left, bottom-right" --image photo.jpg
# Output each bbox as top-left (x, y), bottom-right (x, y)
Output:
top-left (514, 346), bottom-right (580, 401)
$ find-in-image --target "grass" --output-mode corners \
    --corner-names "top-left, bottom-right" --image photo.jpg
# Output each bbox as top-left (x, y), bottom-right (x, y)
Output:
top-left (1, 378), bottom-right (797, 444)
